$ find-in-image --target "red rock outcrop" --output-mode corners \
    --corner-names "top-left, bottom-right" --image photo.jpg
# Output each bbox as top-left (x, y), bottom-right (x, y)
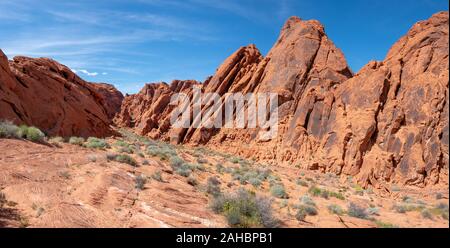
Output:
top-left (0, 51), bottom-right (122, 137)
top-left (117, 12), bottom-right (449, 189)
top-left (89, 83), bottom-right (124, 119)
top-left (114, 80), bottom-right (200, 139)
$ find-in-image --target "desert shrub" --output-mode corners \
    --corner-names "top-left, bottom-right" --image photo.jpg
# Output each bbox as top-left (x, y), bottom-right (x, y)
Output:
top-left (87, 154), bottom-right (97, 162)
top-left (320, 190), bottom-right (330, 199)
top-left (308, 186), bottom-right (344, 200)
top-left (393, 204), bottom-right (424, 213)
top-left (106, 153), bottom-right (118, 161)
top-left (147, 144), bottom-right (177, 160)
top-left (295, 208), bottom-right (307, 221)
top-left (436, 193), bottom-right (443, 200)
top-left (255, 195), bottom-right (279, 228)
top-left (249, 178), bottom-right (262, 188)
top-left (49, 136), bottom-right (65, 144)
top-left (393, 204), bottom-right (407, 213)
top-left (270, 184), bottom-right (288, 199)
top-left (375, 220), bottom-right (397, 228)
top-left (216, 164), bottom-right (225, 174)
top-left (135, 175), bottom-right (147, 190)
top-left (151, 171), bottom-right (163, 182)
top-left (16, 125), bottom-right (28, 138)
top-left (210, 188), bottom-right (278, 228)
top-left (0, 121), bottom-right (19, 138)
top-left (367, 207), bottom-right (380, 216)
top-left (197, 157), bottom-right (208, 164)
top-left (296, 179), bottom-right (309, 187)
top-left (189, 163), bottom-right (205, 172)
top-left (169, 156), bottom-right (185, 169)
top-left (69, 137), bottom-right (85, 146)
top-left (308, 185), bottom-right (322, 197)
top-left (328, 204), bottom-right (344, 215)
top-left (295, 204), bottom-right (318, 221)
top-left (353, 185), bottom-right (365, 196)
top-left (115, 154), bottom-right (137, 166)
top-left (85, 137), bottom-right (108, 149)
top-left (59, 171), bottom-right (71, 180)
top-left (421, 209), bottom-right (433, 219)
top-left (402, 195), bottom-right (413, 203)
top-left (279, 200), bottom-right (288, 208)
top-left (430, 203), bottom-right (449, 218)
top-left (142, 160), bottom-right (149, 165)
top-left (347, 203), bottom-right (368, 219)
top-left (207, 177), bottom-right (222, 197)
top-left (172, 163), bottom-right (190, 177)
top-left (230, 157), bottom-right (241, 164)
top-left (329, 191), bottom-right (346, 200)
top-left (442, 212), bottom-right (449, 220)
top-left (24, 127), bottom-right (45, 142)
top-left (187, 176), bottom-right (198, 186)
top-left (300, 195), bottom-right (316, 207)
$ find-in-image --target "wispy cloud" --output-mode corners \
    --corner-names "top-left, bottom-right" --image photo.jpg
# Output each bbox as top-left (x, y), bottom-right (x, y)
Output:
top-left (71, 69), bottom-right (100, 77)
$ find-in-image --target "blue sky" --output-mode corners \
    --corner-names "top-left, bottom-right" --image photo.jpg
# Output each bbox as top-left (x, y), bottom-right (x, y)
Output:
top-left (0, 0), bottom-right (448, 93)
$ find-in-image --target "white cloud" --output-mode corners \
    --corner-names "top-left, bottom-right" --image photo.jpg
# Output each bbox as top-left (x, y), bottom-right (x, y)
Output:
top-left (71, 69), bottom-right (99, 77)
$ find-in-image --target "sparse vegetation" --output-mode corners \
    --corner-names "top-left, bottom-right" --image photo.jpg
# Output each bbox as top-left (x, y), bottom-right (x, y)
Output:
top-left (375, 220), bottom-right (397, 228)
top-left (115, 154), bottom-right (137, 166)
top-left (210, 188), bottom-right (279, 228)
top-left (270, 184), bottom-right (288, 199)
top-left (151, 171), bottom-right (163, 182)
top-left (207, 176), bottom-right (221, 197)
top-left (106, 153), bottom-right (118, 161)
top-left (60, 171), bottom-right (71, 180)
top-left (147, 143), bottom-right (177, 160)
top-left (421, 209), bottom-right (433, 219)
top-left (347, 203), bottom-right (368, 219)
top-left (187, 176), bottom-right (198, 186)
top-left (49, 136), bottom-right (65, 144)
top-left (26, 127), bottom-right (45, 142)
top-left (308, 185), bottom-right (345, 200)
top-left (367, 207), bottom-right (380, 216)
top-left (135, 175), bottom-right (147, 190)
top-left (295, 204), bottom-right (318, 221)
top-left (328, 204), bottom-right (344, 215)
top-left (0, 121), bottom-right (19, 138)
top-left (85, 137), bottom-right (109, 149)
top-left (296, 179), bottom-right (308, 187)
top-left (69, 137), bottom-right (85, 146)
top-left (393, 204), bottom-right (425, 213)
top-left (299, 195), bottom-right (316, 207)
top-left (0, 121), bottom-right (45, 142)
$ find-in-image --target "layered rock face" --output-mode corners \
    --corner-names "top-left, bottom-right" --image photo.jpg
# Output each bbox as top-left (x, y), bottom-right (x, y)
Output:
top-left (0, 51), bottom-right (122, 137)
top-left (116, 12), bottom-right (449, 189)
top-left (114, 80), bottom-right (200, 139)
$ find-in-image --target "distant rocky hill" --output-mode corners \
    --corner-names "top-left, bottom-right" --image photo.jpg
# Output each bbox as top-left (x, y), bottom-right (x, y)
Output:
top-left (0, 51), bottom-right (123, 137)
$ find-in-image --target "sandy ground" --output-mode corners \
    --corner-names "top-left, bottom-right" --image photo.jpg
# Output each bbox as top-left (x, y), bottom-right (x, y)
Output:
top-left (0, 136), bottom-right (448, 228)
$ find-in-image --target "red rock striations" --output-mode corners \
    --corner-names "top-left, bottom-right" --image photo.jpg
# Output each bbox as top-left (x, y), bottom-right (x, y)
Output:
top-left (115, 12), bottom-right (449, 189)
top-left (0, 52), bottom-right (123, 137)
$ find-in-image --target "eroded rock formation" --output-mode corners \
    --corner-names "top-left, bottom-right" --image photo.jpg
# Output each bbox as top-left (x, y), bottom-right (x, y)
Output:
top-left (0, 51), bottom-right (122, 137)
top-left (115, 12), bottom-right (449, 189)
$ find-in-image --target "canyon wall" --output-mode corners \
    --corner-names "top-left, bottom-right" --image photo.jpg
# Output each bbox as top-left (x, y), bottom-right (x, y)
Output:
top-left (115, 12), bottom-right (449, 189)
